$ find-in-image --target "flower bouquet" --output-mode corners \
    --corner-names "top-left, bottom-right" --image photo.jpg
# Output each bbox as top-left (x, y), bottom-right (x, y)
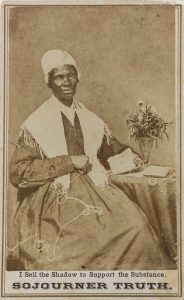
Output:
top-left (126, 102), bottom-right (173, 163)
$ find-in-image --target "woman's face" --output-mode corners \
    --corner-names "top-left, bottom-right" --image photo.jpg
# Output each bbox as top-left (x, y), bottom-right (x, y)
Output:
top-left (49, 65), bottom-right (79, 101)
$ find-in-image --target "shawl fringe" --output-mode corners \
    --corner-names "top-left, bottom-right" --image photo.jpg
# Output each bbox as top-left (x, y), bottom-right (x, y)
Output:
top-left (22, 129), bottom-right (45, 159)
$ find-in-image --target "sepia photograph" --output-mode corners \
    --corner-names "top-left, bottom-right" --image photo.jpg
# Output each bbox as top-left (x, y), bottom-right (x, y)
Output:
top-left (1, 1), bottom-right (182, 298)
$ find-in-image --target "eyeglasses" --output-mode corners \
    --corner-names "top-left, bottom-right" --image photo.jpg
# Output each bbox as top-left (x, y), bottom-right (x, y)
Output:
top-left (53, 73), bottom-right (78, 83)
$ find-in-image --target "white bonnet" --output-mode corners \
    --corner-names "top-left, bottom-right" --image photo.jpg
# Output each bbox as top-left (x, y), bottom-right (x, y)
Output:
top-left (41, 49), bottom-right (79, 83)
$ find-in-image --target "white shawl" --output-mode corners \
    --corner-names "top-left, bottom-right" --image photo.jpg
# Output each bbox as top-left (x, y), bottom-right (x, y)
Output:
top-left (21, 95), bottom-right (111, 191)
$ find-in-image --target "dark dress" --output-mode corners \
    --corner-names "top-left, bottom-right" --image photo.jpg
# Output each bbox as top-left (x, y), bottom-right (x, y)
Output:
top-left (8, 112), bottom-right (176, 270)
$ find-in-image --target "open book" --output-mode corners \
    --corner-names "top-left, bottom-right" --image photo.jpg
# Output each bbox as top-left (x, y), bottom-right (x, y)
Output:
top-left (107, 149), bottom-right (170, 177)
top-left (107, 148), bottom-right (136, 174)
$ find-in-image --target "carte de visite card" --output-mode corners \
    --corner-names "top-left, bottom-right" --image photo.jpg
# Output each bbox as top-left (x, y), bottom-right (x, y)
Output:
top-left (0, 1), bottom-right (183, 299)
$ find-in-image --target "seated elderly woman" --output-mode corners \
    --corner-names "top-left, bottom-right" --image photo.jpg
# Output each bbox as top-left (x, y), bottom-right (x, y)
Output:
top-left (8, 49), bottom-right (176, 271)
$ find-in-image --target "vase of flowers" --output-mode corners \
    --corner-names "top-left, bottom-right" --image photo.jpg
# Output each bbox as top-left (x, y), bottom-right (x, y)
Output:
top-left (126, 101), bottom-right (173, 164)
top-left (138, 137), bottom-right (154, 164)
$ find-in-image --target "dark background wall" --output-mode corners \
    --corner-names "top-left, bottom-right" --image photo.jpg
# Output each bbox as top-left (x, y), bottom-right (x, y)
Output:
top-left (7, 5), bottom-right (176, 243)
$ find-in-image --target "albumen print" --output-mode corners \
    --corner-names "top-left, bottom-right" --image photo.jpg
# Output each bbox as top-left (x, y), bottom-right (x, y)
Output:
top-left (1, 1), bottom-right (182, 298)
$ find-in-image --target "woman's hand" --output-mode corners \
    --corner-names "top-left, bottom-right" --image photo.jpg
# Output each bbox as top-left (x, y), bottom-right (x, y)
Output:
top-left (71, 155), bottom-right (92, 174)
